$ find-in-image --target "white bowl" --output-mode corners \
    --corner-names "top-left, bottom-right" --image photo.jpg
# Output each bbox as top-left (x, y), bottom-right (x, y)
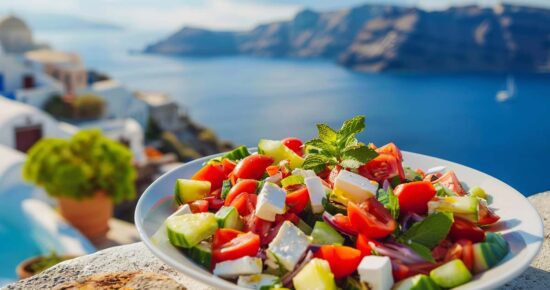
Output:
top-left (135, 151), bottom-right (544, 290)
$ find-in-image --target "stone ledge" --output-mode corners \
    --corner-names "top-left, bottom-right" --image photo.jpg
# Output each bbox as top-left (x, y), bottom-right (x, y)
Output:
top-left (6, 192), bottom-right (549, 290)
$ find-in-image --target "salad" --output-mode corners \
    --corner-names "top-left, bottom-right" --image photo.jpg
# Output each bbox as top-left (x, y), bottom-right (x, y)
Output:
top-left (159, 116), bottom-right (508, 290)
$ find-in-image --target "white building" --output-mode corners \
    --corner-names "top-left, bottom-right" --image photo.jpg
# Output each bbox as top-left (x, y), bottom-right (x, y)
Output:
top-left (0, 97), bottom-right (77, 153)
top-left (0, 15), bottom-right (45, 54)
top-left (135, 91), bottom-right (182, 131)
top-left (78, 80), bottom-right (149, 129)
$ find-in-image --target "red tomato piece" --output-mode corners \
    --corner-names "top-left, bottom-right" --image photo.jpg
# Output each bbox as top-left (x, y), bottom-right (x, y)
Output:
top-left (212, 228), bottom-right (243, 248)
top-left (221, 158), bottom-right (236, 175)
top-left (356, 234), bottom-right (380, 257)
top-left (358, 153), bottom-right (404, 183)
top-left (285, 187), bottom-right (309, 214)
top-left (347, 198), bottom-right (396, 239)
top-left (376, 143), bottom-right (403, 161)
top-left (224, 179), bottom-right (259, 206)
top-left (192, 164), bottom-right (226, 191)
top-left (477, 203), bottom-right (500, 225)
top-left (333, 214), bottom-right (358, 235)
top-left (244, 215), bottom-right (272, 241)
top-left (394, 181), bottom-right (437, 215)
top-left (203, 195), bottom-right (224, 211)
top-left (314, 245), bottom-right (362, 279)
top-left (230, 192), bottom-right (257, 216)
top-left (449, 217), bottom-right (485, 243)
top-left (212, 232), bottom-right (260, 263)
top-left (233, 155), bottom-right (274, 180)
top-left (282, 137), bottom-right (303, 156)
top-left (457, 239), bottom-right (474, 271)
top-left (431, 171), bottom-right (466, 195)
top-left (189, 199), bottom-right (209, 213)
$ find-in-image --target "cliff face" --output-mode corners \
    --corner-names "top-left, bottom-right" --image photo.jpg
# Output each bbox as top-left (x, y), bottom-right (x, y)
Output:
top-left (145, 4), bottom-right (550, 72)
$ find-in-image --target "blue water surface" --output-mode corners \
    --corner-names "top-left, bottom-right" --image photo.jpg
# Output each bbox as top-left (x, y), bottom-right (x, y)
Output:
top-left (35, 29), bottom-right (550, 196)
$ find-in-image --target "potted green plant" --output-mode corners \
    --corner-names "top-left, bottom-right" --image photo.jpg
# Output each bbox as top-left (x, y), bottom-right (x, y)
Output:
top-left (23, 130), bottom-right (137, 241)
top-left (16, 251), bottom-right (76, 280)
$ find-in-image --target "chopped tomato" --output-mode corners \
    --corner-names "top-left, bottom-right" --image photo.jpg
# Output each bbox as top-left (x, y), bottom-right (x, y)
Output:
top-left (192, 164), bottom-right (226, 191)
top-left (314, 245), bottom-right (362, 279)
top-left (318, 167), bottom-right (331, 180)
top-left (233, 155), bottom-right (274, 180)
top-left (203, 195), bottom-right (224, 211)
top-left (449, 217), bottom-right (485, 243)
top-left (224, 179), bottom-right (259, 206)
top-left (391, 260), bottom-right (440, 282)
top-left (358, 153), bottom-right (404, 183)
top-left (244, 215), bottom-right (272, 241)
top-left (333, 214), bottom-right (358, 235)
top-left (327, 165), bottom-right (342, 187)
top-left (266, 165), bottom-right (279, 177)
top-left (444, 242), bottom-right (463, 262)
top-left (432, 240), bottom-right (453, 262)
top-left (356, 234), bottom-right (380, 257)
top-left (282, 137), bottom-right (304, 156)
top-left (262, 213), bottom-right (299, 246)
top-left (457, 239), bottom-right (474, 271)
top-left (415, 168), bottom-right (426, 179)
top-left (376, 143), bottom-right (403, 161)
top-left (348, 198), bottom-right (396, 238)
top-left (394, 181), bottom-right (437, 215)
top-left (221, 158), bottom-right (236, 175)
top-left (189, 199), bottom-right (209, 213)
top-left (432, 171), bottom-right (466, 195)
top-left (285, 187), bottom-right (309, 214)
top-left (477, 203), bottom-right (500, 225)
top-left (212, 232), bottom-right (260, 263)
top-left (212, 228), bottom-right (243, 248)
top-left (230, 192), bottom-right (257, 216)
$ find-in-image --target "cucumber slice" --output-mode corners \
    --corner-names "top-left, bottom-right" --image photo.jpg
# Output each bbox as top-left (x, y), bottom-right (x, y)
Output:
top-left (393, 274), bottom-right (441, 290)
top-left (221, 180), bottom-right (232, 200)
top-left (237, 274), bottom-right (282, 290)
top-left (428, 196), bottom-right (479, 222)
top-left (188, 241), bottom-right (212, 269)
top-left (469, 186), bottom-right (487, 200)
top-left (258, 139), bottom-right (303, 169)
top-left (215, 206), bottom-right (244, 230)
top-left (311, 221), bottom-right (345, 245)
top-left (292, 258), bottom-right (337, 290)
top-left (281, 175), bottom-right (305, 188)
top-left (296, 218), bottom-right (313, 235)
top-left (472, 234), bottom-right (509, 273)
top-left (429, 259), bottom-right (472, 288)
top-left (166, 213), bottom-right (218, 248)
top-left (174, 179), bottom-right (211, 204)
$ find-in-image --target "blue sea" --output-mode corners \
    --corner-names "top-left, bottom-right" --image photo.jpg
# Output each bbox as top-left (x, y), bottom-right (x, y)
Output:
top-left (35, 29), bottom-right (550, 196)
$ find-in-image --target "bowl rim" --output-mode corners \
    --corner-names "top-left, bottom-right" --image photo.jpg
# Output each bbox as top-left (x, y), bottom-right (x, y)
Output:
top-left (135, 150), bottom-right (544, 290)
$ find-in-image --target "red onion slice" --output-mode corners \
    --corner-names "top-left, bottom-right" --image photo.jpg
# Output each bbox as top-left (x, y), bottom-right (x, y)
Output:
top-left (322, 211), bottom-right (357, 236)
top-left (372, 242), bottom-right (427, 264)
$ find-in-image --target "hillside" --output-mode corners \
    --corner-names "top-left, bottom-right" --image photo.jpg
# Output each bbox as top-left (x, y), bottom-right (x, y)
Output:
top-left (145, 4), bottom-right (550, 72)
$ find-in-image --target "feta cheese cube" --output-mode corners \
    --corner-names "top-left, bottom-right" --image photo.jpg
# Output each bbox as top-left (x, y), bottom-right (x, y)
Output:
top-left (304, 176), bottom-right (327, 214)
top-left (357, 256), bottom-right (394, 290)
top-left (291, 168), bottom-right (316, 178)
top-left (333, 170), bottom-right (377, 203)
top-left (255, 182), bottom-right (286, 222)
top-left (267, 221), bottom-right (311, 271)
top-left (264, 172), bottom-right (282, 184)
top-left (213, 256), bottom-right (262, 278)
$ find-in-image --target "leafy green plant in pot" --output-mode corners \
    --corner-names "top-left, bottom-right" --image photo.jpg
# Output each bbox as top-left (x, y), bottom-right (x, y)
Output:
top-left (16, 251), bottom-right (76, 280)
top-left (23, 130), bottom-right (137, 241)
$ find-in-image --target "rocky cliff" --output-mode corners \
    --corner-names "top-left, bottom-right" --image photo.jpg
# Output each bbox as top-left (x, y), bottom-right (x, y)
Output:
top-left (145, 4), bottom-right (550, 72)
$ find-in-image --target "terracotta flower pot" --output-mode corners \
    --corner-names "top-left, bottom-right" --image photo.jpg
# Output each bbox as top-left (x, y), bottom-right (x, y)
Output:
top-left (57, 191), bottom-right (113, 242)
top-left (16, 255), bottom-right (77, 280)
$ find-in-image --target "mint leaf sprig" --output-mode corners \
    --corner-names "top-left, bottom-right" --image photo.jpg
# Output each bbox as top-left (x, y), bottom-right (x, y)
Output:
top-left (303, 116), bottom-right (378, 173)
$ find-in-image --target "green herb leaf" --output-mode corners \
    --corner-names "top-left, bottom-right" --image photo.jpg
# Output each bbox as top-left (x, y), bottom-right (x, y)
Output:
top-left (341, 145), bottom-right (378, 163)
top-left (305, 138), bottom-right (336, 156)
top-left (398, 212), bottom-right (454, 249)
top-left (302, 154), bottom-right (331, 173)
top-left (317, 124), bottom-right (338, 143)
top-left (338, 116), bottom-right (365, 140)
top-left (377, 187), bottom-right (400, 220)
top-left (407, 241), bottom-right (435, 263)
top-left (220, 180), bottom-right (232, 200)
top-left (340, 159), bottom-right (363, 169)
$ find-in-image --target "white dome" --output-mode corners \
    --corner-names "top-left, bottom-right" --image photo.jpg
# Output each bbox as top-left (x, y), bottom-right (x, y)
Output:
top-left (0, 15), bottom-right (34, 54)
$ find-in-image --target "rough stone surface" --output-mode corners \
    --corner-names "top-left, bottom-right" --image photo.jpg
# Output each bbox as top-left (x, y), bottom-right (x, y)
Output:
top-left (5, 192), bottom-right (549, 290)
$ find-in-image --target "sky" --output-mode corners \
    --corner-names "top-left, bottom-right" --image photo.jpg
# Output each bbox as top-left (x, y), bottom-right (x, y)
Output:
top-left (0, 0), bottom-right (549, 31)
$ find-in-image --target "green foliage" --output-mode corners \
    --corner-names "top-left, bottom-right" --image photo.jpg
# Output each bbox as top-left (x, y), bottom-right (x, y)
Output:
top-left (43, 95), bottom-right (72, 119)
top-left (377, 186), bottom-right (400, 220)
top-left (303, 116), bottom-right (378, 172)
top-left (160, 131), bottom-right (201, 161)
top-left (73, 94), bottom-right (105, 119)
top-left (28, 251), bottom-right (69, 274)
top-left (23, 130), bottom-right (136, 204)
